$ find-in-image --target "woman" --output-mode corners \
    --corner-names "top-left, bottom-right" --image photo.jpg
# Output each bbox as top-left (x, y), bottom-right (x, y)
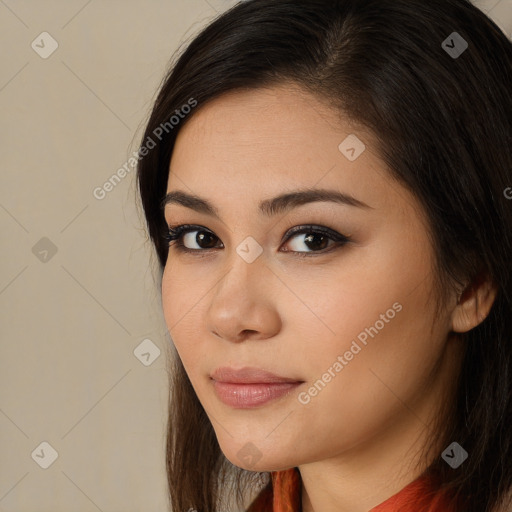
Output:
top-left (136, 0), bottom-right (512, 510)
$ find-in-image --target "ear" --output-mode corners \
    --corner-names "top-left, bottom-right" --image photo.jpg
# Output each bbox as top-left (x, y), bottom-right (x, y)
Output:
top-left (451, 270), bottom-right (498, 333)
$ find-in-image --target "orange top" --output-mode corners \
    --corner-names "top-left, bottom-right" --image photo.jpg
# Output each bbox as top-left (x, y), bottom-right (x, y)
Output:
top-left (246, 467), bottom-right (457, 512)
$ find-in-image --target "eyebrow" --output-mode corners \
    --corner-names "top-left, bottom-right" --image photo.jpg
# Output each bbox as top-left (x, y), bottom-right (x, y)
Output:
top-left (161, 188), bottom-right (373, 220)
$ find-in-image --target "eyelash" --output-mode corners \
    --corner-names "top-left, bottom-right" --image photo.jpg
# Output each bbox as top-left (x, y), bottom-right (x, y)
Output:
top-left (163, 223), bottom-right (351, 258)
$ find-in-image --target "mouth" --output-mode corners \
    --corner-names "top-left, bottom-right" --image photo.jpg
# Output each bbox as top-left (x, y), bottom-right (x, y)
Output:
top-left (210, 366), bottom-right (304, 408)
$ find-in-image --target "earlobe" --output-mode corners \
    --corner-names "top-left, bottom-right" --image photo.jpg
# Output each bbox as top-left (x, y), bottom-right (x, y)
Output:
top-left (451, 271), bottom-right (498, 333)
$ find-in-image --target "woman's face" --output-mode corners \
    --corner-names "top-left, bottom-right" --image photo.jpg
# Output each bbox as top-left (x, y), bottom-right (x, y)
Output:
top-left (161, 84), bottom-right (461, 472)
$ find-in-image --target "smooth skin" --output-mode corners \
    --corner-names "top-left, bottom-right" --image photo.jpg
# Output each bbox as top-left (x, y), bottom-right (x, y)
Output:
top-left (161, 84), bottom-right (497, 512)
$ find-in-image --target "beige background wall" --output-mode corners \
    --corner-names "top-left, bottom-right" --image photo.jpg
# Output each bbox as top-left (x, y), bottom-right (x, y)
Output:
top-left (1, 1), bottom-right (511, 511)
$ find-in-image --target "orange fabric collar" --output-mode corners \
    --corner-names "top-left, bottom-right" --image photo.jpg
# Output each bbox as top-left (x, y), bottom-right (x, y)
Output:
top-left (247, 467), bottom-right (457, 512)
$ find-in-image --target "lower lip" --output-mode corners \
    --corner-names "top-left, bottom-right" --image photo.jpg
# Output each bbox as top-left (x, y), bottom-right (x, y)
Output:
top-left (211, 380), bottom-right (302, 408)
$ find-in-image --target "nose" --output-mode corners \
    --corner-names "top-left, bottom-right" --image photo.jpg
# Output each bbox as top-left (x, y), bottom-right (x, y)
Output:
top-left (205, 250), bottom-right (282, 343)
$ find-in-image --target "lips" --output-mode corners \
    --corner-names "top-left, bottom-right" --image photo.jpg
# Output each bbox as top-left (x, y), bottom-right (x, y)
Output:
top-left (210, 366), bottom-right (304, 408)
top-left (210, 366), bottom-right (303, 384)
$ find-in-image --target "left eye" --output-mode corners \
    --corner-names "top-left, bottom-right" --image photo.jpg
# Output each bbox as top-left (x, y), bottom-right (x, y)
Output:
top-left (285, 229), bottom-right (337, 253)
top-left (165, 224), bottom-right (350, 256)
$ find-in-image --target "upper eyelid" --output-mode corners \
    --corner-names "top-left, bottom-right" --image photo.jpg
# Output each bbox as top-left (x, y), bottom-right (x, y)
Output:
top-left (167, 223), bottom-right (340, 233)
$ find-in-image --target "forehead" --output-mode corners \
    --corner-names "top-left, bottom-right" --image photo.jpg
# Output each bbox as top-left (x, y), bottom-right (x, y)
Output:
top-left (168, 85), bottom-right (383, 194)
top-left (173, 84), bottom-right (359, 151)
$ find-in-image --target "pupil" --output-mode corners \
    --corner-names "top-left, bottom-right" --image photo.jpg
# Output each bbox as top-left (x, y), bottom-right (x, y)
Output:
top-left (305, 233), bottom-right (327, 250)
top-left (197, 231), bottom-right (217, 248)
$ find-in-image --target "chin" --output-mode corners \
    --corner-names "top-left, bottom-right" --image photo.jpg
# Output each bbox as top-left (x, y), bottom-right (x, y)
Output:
top-left (218, 439), bottom-right (297, 472)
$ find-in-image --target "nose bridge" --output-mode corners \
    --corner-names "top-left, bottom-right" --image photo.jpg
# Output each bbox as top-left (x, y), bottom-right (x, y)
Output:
top-left (220, 239), bottom-right (268, 295)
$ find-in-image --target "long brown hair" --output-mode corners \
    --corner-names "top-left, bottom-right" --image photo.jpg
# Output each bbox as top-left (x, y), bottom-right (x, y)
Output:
top-left (137, 1), bottom-right (512, 510)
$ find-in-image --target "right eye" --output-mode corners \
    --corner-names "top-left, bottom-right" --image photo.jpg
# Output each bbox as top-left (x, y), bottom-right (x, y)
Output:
top-left (165, 224), bottom-right (223, 253)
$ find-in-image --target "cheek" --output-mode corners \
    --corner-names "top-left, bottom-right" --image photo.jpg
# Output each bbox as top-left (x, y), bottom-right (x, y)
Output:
top-left (293, 277), bottom-right (443, 442)
top-left (161, 258), bottom-right (204, 324)
top-left (161, 262), bottom-right (205, 370)
top-left (291, 250), bottom-right (440, 388)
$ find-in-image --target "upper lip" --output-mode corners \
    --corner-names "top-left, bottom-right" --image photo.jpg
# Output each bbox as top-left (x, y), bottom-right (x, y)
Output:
top-left (210, 366), bottom-right (303, 384)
